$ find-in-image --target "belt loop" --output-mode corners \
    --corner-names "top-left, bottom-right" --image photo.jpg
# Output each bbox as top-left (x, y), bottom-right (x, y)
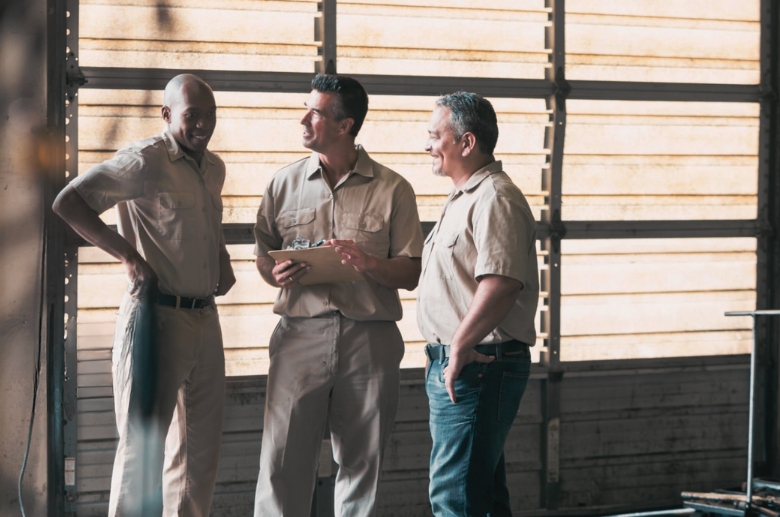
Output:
top-left (175, 295), bottom-right (181, 310)
top-left (439, 345), bottom-right (446, 364)
top-left (495, 343), bottom-right (503, 362)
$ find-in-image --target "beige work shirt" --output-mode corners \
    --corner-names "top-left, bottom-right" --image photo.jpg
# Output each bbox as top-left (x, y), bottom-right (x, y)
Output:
top-left (70, 128), bottom-right (226, 298)
top-left (417, 160), bottom-right (539, 346)
top-left (254, 145), bottom-right (424, 321)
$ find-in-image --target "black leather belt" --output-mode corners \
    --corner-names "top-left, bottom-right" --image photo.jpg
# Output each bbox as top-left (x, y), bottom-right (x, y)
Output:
top-left (156, 293), bottom-right (214, 310)
top-left (425, 340), bottom-right (529, 363)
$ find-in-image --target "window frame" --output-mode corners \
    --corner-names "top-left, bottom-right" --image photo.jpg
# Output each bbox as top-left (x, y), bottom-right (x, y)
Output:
top-left (55, 0), bottom-right (779, 513)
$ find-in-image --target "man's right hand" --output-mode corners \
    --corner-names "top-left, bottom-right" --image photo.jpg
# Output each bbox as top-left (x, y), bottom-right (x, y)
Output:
top-left (124, 255), bottom-right (158, 298)
top-left (271, 259), bottom-right (310, 288)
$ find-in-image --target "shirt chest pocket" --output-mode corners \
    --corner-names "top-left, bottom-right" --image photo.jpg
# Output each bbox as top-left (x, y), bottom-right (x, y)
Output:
top-left (433, 231), bottom-right (459, 279)
top-left (342, 212), bottom-right (389, 257)
top-left (279, 207), bottom-right (317, 246)
top-left (158, 191), bottom-right (197, 240)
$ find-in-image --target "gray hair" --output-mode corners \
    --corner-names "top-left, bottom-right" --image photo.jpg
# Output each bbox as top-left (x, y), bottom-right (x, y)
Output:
top-left (436, 92), bottom-right (498, 154)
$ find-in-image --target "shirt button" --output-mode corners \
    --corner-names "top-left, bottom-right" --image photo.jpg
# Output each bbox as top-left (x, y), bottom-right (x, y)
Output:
top-left (203, 236), bottom-right (207, 241)
top-left (323, 301), bottom-right (328, 306)
top-left (328, 222), bottom-right (332, 227)
top-left (293, 218), bottom-right (297, 223)
top-left (203, 262), bottom-right (207, 268)
top-left (202, 207), bottom-right (207, 212)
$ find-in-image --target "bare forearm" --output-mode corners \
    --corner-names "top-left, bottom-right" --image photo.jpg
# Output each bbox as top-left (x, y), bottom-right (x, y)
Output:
top-left (256, 256), bottom-right (281, 288)
top-left (52, 185), bottom-right (140, 265)
top-left (450, 275), bottom-right (523, 351)
top-left (364, 256), bottom-right (421, 291)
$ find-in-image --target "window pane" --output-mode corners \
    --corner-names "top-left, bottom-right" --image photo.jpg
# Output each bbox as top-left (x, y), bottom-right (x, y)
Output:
top-left (560, 238), bottom-right (756, 362)
top-left (80, 0), bottom-right (318, 72)
top-left (337, 0), bottom-right (549, 78)
top-left (562, 100), bottom-right (759, 220)
top-left (79, 90), bottom-right (550, 224)
top-left (77, 90), bottom-right (550, 373)
top-left (566, 0), bottom-right (760, 84)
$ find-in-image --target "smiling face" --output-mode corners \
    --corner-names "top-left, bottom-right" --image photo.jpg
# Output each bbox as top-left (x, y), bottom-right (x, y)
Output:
top-left (300, 89), bottom-right (350, 153)
top-left (425, 106), bottom-right (462, 178)
top-left (163, 81), bottom-right (217, 161)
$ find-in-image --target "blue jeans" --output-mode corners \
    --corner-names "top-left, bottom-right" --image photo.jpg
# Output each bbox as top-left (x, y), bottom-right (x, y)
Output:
top-left (425, 344), bottom-right (531, 517)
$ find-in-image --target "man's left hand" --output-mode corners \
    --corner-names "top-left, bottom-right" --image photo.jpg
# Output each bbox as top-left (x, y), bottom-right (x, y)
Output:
top-left (328, 239), bottom-right (377, 273)
top-left (443, 345), bottom-right (494, 403)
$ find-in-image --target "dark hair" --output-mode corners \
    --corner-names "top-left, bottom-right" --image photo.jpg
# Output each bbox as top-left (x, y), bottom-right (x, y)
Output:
top-left (436, 92), bottom-right (498, 154)
top-left (311, 74), bottom-right (369, 137)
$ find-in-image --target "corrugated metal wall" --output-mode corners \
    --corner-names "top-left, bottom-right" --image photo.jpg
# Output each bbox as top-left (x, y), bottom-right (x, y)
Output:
top-left (75, 359), bottom-right (750, 515)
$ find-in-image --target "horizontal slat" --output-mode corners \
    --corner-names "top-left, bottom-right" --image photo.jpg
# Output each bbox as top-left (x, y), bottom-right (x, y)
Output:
top-left (79, 67), bottom-right (761, 102)
top-left (71, 220), bottom-right (762, 247)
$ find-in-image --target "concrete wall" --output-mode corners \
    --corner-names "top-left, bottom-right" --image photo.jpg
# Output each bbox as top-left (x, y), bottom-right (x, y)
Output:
top-left (0, 1), bottom-right (49, 515)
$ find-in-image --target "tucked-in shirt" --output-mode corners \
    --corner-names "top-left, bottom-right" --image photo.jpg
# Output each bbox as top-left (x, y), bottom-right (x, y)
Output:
top-left (254, 145), bottom-right (424, 321)
top-left (417, 160), bottom-right (539, 346)
top-left (70, 128), bottom-right (226, 298)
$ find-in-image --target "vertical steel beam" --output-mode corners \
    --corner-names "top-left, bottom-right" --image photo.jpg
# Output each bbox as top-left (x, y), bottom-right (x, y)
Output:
top-left (63, 0), bottom-right (82, 512)
top-left (754, 0), bottom-right (777, 477)
top-left (45, 0), bottom-right (68, 514)
top-left (314, 2), bottom-right (336, 513)
top-left (540, 0), bottom-right (566, 510)
top-left (315, 0), bottom-right (337, 74)
top-left (759, 0), bottom-right (780, 477)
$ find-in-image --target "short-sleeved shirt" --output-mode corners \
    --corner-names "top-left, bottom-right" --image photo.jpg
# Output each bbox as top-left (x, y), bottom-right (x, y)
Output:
top-left (70, 128), bottom-right (226, 298)
top-left (254, 145), bottom-right (424, 321)
top-left (417, 160), bottom-right (539, 346)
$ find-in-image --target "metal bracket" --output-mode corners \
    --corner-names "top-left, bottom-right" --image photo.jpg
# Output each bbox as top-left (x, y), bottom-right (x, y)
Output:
top-left (549, 209), bottom-right (567, 253)
top-left (757, 218), bottom-right (776, 239)
top-left (65, 58), bottom-right (87, 102)
top-left (554, 67), bottom-right (571, 111)
top-left (759, 83), bottom-right (778, 103)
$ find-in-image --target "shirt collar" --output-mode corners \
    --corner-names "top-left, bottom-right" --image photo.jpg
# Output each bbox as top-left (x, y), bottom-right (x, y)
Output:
top-left (457, 160), bottom-right (503, 194)
top-left (305, 144), bottom-right (375, 179)
top-left (162, 128), bottom-right (216, 166)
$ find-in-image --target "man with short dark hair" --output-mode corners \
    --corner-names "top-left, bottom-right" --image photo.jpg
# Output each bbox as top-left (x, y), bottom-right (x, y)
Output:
top-left (253, 74), bottom-right (424, 516)
top-left (418, 92), bottom-right (539, 516)
top-left (52, 74), bottom-right (235, 516)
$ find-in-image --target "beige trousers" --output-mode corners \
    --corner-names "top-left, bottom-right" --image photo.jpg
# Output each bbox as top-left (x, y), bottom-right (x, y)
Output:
top-left (254, 314), bottom-right (404, 517)
top-left (109, 293), bottom-right (226, 517)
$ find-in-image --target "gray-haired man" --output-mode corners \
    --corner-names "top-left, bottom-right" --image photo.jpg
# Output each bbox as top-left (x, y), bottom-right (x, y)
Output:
top-left (418, 92), bottom-right (539, 516)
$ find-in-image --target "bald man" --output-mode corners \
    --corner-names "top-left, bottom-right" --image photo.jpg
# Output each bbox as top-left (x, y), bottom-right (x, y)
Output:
top-left (53, 74), bottom-right (235, 516)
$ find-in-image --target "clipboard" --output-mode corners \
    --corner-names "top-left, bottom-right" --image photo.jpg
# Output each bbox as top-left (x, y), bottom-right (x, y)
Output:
top-left (268, 246), bottom-right (367, 286)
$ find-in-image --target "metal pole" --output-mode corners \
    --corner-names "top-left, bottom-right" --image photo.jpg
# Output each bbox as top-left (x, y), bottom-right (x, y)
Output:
top-left (725, 310), bottom-right (780, 516)
top-left (748, 314), bottom-right (757, 507)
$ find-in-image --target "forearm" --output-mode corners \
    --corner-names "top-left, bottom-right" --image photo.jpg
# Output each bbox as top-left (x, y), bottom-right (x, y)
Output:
top-left (52, 185), bottom-right (141, 266)
top-left (364, 256), bottom-right (421, 291)
top-left (450, 275), bottom-right (523, 351)
top-left (255, 256), bottom-right (281, 288)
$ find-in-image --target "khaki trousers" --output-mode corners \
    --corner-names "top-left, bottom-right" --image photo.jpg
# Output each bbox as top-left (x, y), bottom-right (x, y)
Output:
top-left (109, 293), bottom-right (226, 517)
top-left (254, 314), bottom-right (404, 517)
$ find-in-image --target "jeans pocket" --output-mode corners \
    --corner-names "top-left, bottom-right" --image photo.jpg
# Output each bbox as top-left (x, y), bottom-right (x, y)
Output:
top-left (497, 371), bottom-right (530, 425)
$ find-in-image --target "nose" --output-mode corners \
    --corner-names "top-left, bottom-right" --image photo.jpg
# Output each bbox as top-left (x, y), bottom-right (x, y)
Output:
top-left (424, 140), bottom-right (431, 152)
top-left (300, 110), bottom-right (312, 126)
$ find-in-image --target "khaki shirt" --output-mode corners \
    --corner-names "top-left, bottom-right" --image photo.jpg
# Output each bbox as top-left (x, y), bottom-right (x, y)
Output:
top-left (417, 160), bottom-right (539, 346)
top-left (254, 145), bottom-right (424, 321)
top-left (70, 128), bottom-right (226, 298)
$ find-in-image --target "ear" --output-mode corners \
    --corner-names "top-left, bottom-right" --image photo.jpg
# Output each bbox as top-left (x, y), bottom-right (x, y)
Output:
top-left (338, 117), bottom-right (355, 136)
top-left (162, 106), bottom-right (172, 124)
top-left (460, 132), bottom-right (478, 157)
